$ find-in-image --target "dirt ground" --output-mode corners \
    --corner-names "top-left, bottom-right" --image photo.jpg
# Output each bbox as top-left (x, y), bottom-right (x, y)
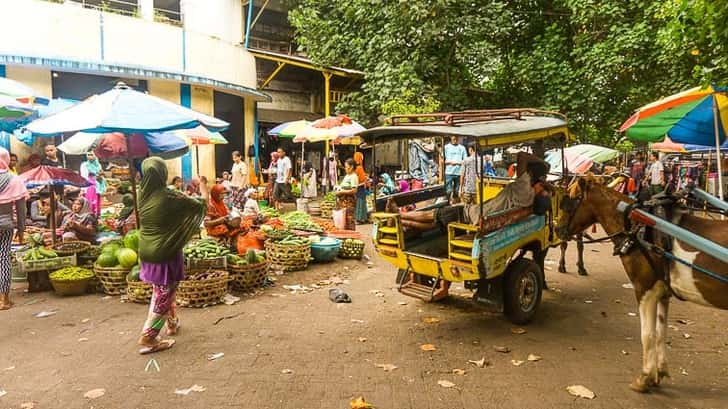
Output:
top-left (1, 226), bottom-right (727, 409)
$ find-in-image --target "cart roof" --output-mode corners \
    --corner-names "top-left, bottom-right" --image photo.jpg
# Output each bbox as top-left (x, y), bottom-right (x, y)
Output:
top-left (360, 109), bottom-right (570, 147)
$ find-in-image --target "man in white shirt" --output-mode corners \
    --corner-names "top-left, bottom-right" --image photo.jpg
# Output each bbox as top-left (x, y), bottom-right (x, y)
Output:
top-left (230, 150), bottom-right (248, 190)
top-left (646, 152), bottom-right (664, 195)
top-left (273, 147), bottom-right (292, 210)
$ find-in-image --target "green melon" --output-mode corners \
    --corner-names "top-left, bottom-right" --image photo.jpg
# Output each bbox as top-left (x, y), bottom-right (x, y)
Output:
top-left (117, 248), bottom-right (138, 269)
top-left (97, 252), bottom-right (117, 268)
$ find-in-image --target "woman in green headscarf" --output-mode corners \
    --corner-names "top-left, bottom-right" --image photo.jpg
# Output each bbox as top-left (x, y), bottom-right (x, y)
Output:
top-left (136, 157), bottom-right (206, 354)
top-left (116, 193), bottom-right (134, 234)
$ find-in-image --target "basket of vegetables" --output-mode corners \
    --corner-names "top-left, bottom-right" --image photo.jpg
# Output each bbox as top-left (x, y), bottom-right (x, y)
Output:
top-left (176, 270), bottom-right (229, 308)
top-left (183, 239), bottom-right (229, 270)
top-left (338, 238), bottom-right (365, 259)
top-left (52, 240), bottom-right (91, 257)
top-left (264, 235), bottom-right (311, 272)
top-left (280, 211), bottom-right (324, 233)
top-left (320, 192), bottom-right (336, 218)
top-left (93, 239), bottom-right (138, 295)
top-left (125, 265), bottom-right (152, 303)
top-left (227, 250), bottom-right (269, 292)
top-left (49, 267), bottom-right (95, 296)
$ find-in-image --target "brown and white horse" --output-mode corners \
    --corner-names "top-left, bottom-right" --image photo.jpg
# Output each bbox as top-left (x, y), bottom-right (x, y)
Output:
top-left (557, 176), bottom-right (728, 392)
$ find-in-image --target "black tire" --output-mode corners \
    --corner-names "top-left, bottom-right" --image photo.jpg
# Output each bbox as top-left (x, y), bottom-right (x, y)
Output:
top-left (503, 258), bottom-right (543, 325)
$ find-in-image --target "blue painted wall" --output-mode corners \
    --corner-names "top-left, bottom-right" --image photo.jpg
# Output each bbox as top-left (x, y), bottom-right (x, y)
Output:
top-left (180, 84), bottom-right (192, 181)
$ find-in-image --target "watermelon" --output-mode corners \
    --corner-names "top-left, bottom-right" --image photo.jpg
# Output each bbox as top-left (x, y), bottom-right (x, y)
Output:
top-left (117, 248), bottom-right (138, 269)
top-left (124, 230), bottom-right (140, 251)
top-left (101, 241), bottom-right (121, 255)
top-left (97, 252), bottom-right (117, 268)
top-left (127, 265), bottom-right (141, 281)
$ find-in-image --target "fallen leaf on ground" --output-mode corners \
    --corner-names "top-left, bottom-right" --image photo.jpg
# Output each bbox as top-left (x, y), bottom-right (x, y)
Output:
top-left (350, 396), bottom-right (374, 409)
top-left (468, 358), bottom-right (487, 368)
top-left (81, 318), bottom-right (90, 323)
top-left (437, 380), bottom-right (456, 388)
top-left (358, 337), bottom-right (367, 342)
top-left (375, 363), bottom-right (398, 372)
top-left (566, 385), bottom-right (595, 399)
top-left (20, 402), bottom-right (35, 409)
top-left (422, 317), bottom-right (441, 324)
top-left (584, 300), bottom-right (593, 304)
top-left (511, 360), bottom-right (525, 366)
top-left (683, 333), bottom-right (692, 339)
top-left (223, 294), bottom-right (241, 305)
top-left (493, 346), bottom-right (511, 353)
top-left (3, 366), bottom-right (15, 371)
top-left (207, 352), bottom-right (224, 361)
top-left (511, 327), bottom-right (527, 335)
top-left (78, 338), bottom-right (89, 342)
top-left (83, 388), bottom-right (106, 399)
top-left (527, 354), bottom-right (542, 362)
top-left (397, 301), bottom-right (407, 305)
top-left (627, 312), bottom-right (637, 317)
top-left (34, 310), bottom-right (57, 318)
top-left (452, 368), bottom-right (466, 375)
top-left (681, 368), bottom-right (688, 376)
top-left (420, 344), bottom-right (437, 352)
top-left (668, 324), bottom-right (679, 331)
top-left (174, 384), bottom-right (206, 395)
top-left (281, 369), bottom-right (294, 374)
top-left (351, 319), bottom-right (365, 324)
top-left (622, 283), bottom-right (634, 289)
top-left (0, 390), bottom-right (6, 398)
top-left (677, 319), bottom-right (692, 325)
top-left (621, 350), bottom-right (629, 355)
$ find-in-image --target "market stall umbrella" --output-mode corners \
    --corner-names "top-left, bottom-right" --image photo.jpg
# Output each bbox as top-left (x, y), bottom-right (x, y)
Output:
top-left (165, 126), bottom-right (228, 175)
top-left (58, 131), bottom-right (189, 160)
top-left (619, 84), bottom-right (728, 198)
top-left (545, 144), bottom-right (619, 174)
top-left (0, 77), bottom-right (45, 104)
top-left (268, 120), bottom-right (312, 138)
top-left (292, 115), bottom-right (365, 176)
top-left (25, 82), bottom-right (229, 224)
top-left (18, 166), bottom-right (90, 244)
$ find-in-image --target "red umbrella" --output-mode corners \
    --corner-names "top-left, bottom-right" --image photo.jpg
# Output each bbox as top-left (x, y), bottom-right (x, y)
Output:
top-left (19, 166), bottom-right (90, 244)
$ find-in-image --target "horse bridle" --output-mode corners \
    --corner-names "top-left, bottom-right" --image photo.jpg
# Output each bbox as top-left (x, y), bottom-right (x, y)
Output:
top-left (560, 176), bottom-right (626, 244)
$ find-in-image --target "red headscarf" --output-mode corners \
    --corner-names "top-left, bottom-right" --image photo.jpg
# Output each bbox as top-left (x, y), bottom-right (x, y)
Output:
top-left (353, 152), bottom-right (366, 183)
top-left (208, 184), bottom-right (229, 217)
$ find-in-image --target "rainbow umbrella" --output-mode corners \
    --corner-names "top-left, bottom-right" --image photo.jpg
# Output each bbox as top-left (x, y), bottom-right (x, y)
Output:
top-left (620, 84), bottom-right (728, 198)
top-left (268, 120), bottom-right (311, 138)
top-left (166, 126), bottom-right (228, 174)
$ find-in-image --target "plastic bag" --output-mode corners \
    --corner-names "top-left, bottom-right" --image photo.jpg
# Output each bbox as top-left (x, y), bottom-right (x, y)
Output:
top-left (329, 288), bottom-right (352, 303)
top-left (236, 230), bottom-right (264, 254)
top-left (333, 209), bottom-right (346, 230)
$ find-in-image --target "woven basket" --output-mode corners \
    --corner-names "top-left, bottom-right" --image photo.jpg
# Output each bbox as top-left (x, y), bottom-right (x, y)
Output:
top-left (126, 280), bottom-right (153, 303)
top-left (93, 264), bottom-right (131, 295)
top-left (264, 240), bottom-right (311, 272)
top-left (52, 240), bottom-right (91, 257)
top-left (320, 201), bottom-right (335, 218)
top-left (338, 240), bottom-right (365, 259)
top-left (185, 256), bottom-right (227, 271)
top-left (229, 261), bottom-right (269, 292)
top-left (50, 277), bottom-right (92, 296)
top-left (176, 270), bottom-right (229, 308)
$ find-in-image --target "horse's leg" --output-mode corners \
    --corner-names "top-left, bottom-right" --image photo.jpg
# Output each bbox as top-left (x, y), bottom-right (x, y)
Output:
top-left (576, 233), bottom-right (588, 276)
top-left (655, 290), bottom-right (671, 384)
top-left (558, 241), bottom-right (567, 273)
top-left (630, 282), bottom-right (662, 393)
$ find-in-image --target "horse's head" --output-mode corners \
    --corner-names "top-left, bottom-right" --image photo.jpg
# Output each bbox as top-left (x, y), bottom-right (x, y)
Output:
top-left (557, 175), bottom-right (602, 240)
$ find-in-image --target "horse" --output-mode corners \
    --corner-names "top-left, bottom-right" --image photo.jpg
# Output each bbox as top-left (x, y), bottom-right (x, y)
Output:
top-left (557, 176), bottom-right (728, 393)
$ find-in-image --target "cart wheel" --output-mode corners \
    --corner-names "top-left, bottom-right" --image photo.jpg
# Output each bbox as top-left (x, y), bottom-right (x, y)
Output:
top-left (503, 258), bottom-right (542, 325)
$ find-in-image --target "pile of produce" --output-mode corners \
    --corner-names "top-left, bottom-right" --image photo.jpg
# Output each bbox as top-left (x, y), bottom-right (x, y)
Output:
top-left (126, 265), bottom-right (142, 281)
top-left (269, 235), bottom-right (310, 246)
top-left (96, 238), bottom-right (139, 268)
top-left (22, 247), bottom-right (58, 261)
top-left (49, 267), bottom-right (94, 281)
top-left (312, 217), bottom-right (336, 232)
top-left (323, 191), bottom-right (336, 204)
top-left (260, 207), bottom-right (279, 219)
top-left (186, 270), bottom-right (227, 281)
top-left (260, 225), bottom-right (292, 241)
top-left (339, 238), bottom-right (365, 258)
top-left (183, 239), bottom-right (231, 259)
top-left (227, 249), bottom-right (266, 266)
top-left (280, 211), bottom-right (324, 233)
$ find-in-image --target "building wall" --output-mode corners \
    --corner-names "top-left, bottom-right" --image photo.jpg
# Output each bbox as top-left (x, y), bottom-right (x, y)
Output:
top-left (147, 79), bottom-right (183, 180)
top-left (6, 66), bottom-right (52, 167)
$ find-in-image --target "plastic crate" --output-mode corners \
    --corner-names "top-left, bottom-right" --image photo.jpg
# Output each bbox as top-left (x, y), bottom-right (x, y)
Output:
top-left (20, 254), bottom-right (77, 273)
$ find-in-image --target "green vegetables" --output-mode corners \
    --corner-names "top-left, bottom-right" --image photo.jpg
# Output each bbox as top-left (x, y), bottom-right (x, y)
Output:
top-left (260, 207), bottom-right (280, 218)
top-left (22, 247), bottom-right (58, 261)
top-left (264, 228), bottom-right (293, 241)
top-left (49, 267), bottom-right (94, 281)
top-left (275, 235), bottom-right (310, 246)
top-left (280, 211), bottom-right (324, 233)
top-left (227, 250), bottom-right (266, 266)
top-left (184, 239), bottom-right (231, 259)
top-left (323, 191), bottom-right (336, 204)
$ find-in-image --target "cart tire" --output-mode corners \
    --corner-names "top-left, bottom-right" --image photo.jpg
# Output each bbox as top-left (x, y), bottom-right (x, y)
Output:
top-left (503, 258), bottom-right (542, 325)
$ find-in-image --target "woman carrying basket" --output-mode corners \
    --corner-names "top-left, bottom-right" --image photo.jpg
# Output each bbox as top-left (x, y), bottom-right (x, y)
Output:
top-left (137, 157), bottom-right (206, 354)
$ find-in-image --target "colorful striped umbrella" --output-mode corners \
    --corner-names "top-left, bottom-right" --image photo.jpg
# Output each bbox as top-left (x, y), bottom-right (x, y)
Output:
top-left (268, 120), bottom-right (312, 138)
top-left (620, 84), bottom-right (727, 198)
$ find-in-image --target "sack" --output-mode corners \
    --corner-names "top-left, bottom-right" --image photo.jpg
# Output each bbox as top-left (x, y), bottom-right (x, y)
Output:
top-left (332, 209), bottom-right (346, 230)
top-left (236, 230), bottom-right (264, 254)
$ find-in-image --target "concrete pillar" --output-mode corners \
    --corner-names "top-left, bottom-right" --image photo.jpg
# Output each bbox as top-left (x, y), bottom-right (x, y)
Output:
top-left (138, 0), bottom-right (154, 21)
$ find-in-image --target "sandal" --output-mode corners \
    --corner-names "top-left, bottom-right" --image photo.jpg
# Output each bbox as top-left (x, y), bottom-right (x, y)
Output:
top-left (138, 339), bottom-right (176, 355)
top-left (166, 323), bottom-right (180, 336)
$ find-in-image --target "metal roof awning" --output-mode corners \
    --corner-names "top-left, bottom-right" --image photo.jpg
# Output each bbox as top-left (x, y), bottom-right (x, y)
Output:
top-left (0, 54), bottom-right (272, 102)
top-left (248, 48), bottom-right (364, 78)
top-left (360, 109), bottom-right (571, 147)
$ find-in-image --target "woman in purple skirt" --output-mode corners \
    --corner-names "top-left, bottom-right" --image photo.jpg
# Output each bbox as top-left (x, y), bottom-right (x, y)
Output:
top-left (136, 157), bottom-right (206, 354)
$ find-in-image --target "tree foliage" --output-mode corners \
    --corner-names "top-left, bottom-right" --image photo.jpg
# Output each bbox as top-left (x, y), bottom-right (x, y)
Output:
top-left (287, 0), bottom-right (727, 145)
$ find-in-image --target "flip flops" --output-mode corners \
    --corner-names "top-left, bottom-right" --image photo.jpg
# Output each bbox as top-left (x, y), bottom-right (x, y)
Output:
top-left (139, 339), bottom-right (176, 355)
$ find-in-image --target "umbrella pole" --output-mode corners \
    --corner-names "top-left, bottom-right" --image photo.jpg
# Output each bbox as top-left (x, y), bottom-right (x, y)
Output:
top-left (713, 98), bottom-right (724, 200)
top-left (49, 186), bottom-right (57, 245)
top-left (195, 144), bottom-right (200, 176)
top-left (125, 136), bottom-right (140, 228)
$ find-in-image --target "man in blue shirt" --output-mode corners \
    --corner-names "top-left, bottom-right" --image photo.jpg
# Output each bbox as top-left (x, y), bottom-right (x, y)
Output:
top-left (443, 136), bottom-right (467, 201)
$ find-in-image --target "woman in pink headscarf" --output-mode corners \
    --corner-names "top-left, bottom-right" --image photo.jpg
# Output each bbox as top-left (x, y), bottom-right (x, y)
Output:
top-left (265, 151), bottom-right (279, 205)
top-left (0, 147), bottom-right (29, 310)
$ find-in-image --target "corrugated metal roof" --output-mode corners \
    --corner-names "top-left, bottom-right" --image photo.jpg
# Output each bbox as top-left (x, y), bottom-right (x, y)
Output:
top-left (0, 54), bottom-right (272, 102)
